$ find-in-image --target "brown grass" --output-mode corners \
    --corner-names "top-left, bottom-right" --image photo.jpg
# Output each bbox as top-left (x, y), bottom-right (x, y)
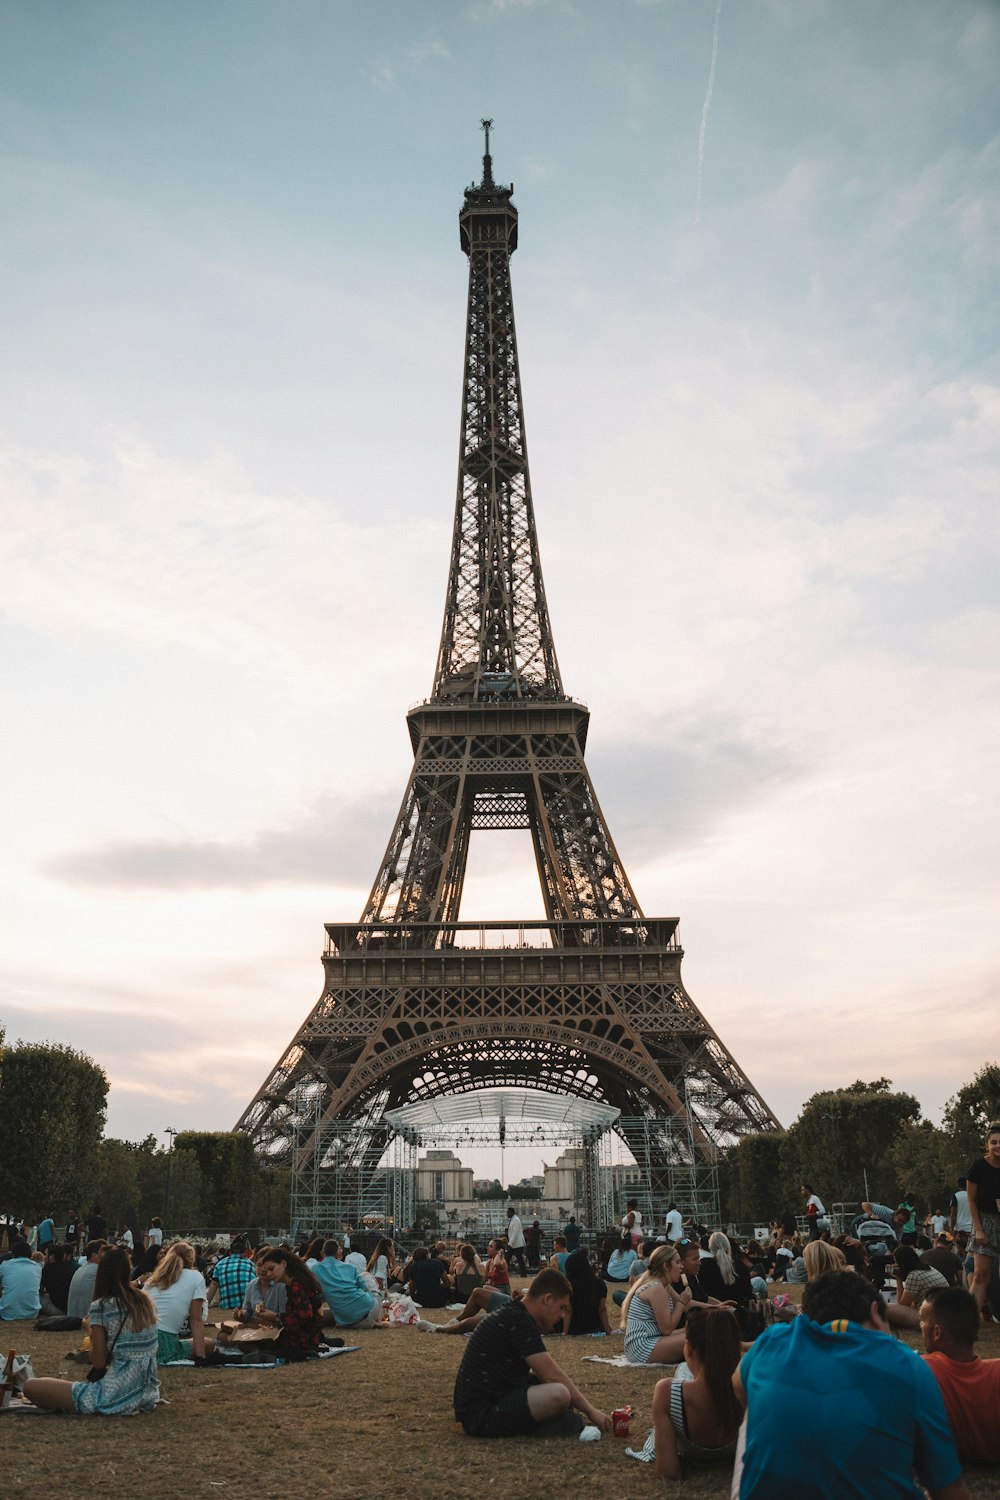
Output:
top-left (3, 1289), bottom-right (999, 1498)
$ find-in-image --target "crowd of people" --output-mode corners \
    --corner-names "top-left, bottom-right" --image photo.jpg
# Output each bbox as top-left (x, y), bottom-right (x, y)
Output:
top-left (1, 1122), bottom-right (999, 1495)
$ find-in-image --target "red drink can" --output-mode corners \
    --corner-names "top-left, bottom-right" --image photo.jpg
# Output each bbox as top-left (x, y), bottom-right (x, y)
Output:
top-left (612, 1406), bottom-right (632, 1438)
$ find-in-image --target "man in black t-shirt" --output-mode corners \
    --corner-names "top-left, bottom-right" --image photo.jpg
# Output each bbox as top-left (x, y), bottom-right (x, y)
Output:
top-left (452, 1269), bottom-right (612, 1439)
top-left (84, 1205), bottom-right (108, 1244)
top-left (967, 1124), bottom-right (1000, 1318)
top-left (406, 1247), bottom-right (451, 1308)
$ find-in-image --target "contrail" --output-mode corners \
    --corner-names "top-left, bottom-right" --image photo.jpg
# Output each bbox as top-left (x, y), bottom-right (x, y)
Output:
top-left (696, 0), bottom-right (722, 225)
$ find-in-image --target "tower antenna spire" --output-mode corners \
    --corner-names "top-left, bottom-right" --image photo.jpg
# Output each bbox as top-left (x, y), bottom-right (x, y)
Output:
top-left (480, 116), bottom-right (495, 187)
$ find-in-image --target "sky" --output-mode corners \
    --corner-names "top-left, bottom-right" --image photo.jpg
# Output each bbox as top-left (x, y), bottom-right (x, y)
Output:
top-left (2, 0), bottom-right (998, 1184)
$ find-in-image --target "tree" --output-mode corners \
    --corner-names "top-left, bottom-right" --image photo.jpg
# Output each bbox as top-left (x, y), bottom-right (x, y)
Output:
top-left (719, 1133), bottom-right (787, 1224)
top-left (92, 1138), bottom-right (142, 1233)
top-left (780, 1079), bottom-right (921, 1209)
top-left (0, 1042), bottom-right (108, 1214)
top-left (883, 1121), bottom-right (959, 1215)
top-left (135, 1139), bottom-right (203, 1234)
top-left (173, 1131), bottom-right (257, 1226)
top-left (943, 1063), bottom-right (1000, 1161)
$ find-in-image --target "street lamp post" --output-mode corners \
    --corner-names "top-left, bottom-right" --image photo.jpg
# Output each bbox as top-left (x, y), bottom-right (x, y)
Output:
top-left (164, 1127), bottom-right (177, 1233)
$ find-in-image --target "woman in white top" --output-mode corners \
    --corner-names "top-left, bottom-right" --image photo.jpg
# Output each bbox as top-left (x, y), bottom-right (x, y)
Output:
top-left (143, 1241), bottom-right (215, 1364)
top-left (366, 1237), bottom-right (399, 1292)
top-left (622, 1199), bottom-right (643, 1247)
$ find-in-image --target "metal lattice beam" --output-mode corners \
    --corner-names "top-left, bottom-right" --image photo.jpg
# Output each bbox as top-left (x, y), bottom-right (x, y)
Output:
top-left (237, 130), bottom-right (780, 1169)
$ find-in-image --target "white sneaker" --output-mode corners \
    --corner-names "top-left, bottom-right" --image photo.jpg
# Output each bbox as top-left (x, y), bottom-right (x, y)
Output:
top-left (579, 1424), bottom-right (602, 1442)
top-left (415, 1319), bottom-right (437, 1333)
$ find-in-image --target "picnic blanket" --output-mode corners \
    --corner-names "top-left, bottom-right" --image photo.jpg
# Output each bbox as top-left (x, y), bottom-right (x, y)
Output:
top-left (163, 1346), bottom-right (361, 1368)
top-left (582, 1353), bottom-right (676, 1369)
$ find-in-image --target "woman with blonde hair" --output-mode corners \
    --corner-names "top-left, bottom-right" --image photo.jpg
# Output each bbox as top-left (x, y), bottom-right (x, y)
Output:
top-left (143, 1240), bottom-right (215, 1364)
top-left (802, 1239), bottom-right (847, 1280)
top-left (698, 1232), bottom-right (753, 1305)
top-left (621, 1243), bottom-right (690, 1364)
top-left (23, 1246), bottom-right (159, 1413)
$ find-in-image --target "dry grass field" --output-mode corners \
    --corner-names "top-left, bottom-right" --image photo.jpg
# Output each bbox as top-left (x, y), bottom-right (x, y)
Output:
top-left (3, 1289), bottom-right (999, 1498)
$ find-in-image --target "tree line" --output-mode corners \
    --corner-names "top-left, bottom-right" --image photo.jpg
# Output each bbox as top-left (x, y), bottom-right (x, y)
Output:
top-left (1, 1031), bottom-right (997, 1232)
top-left (0, 1036), bottom-right (290, 1232)
top-left (718, 1067), bottom-right (1000, 1224)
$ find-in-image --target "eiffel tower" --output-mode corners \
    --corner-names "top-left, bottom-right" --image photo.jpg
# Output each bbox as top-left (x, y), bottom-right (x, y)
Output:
top-left (237, 123), bottom-right (779, 1223)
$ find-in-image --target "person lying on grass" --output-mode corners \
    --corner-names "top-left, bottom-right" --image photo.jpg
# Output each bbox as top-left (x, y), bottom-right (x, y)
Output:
top-left (452, 1267), bottom-right (612, 1439)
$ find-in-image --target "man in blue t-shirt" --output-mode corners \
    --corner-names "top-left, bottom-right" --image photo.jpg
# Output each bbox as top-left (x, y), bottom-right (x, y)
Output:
top-left (733, 1270), bottom-right (968, 1500)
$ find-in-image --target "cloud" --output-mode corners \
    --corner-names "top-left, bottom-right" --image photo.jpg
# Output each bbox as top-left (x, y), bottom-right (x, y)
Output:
top-left (42, 794), bottom-right (397, 892)
top-left (589, 719), bottom-right (804, 858)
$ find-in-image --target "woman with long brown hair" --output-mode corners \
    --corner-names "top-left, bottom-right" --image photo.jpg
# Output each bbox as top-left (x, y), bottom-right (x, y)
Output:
top-left (651, 1305), bottom-right (743, 1477)
top-left (366, 1237), bottom-right (399, 1292)
top-left (23, 1246), bottom-right (159, 1413)
top-left (256, 1247), bottom-right (324, 1360)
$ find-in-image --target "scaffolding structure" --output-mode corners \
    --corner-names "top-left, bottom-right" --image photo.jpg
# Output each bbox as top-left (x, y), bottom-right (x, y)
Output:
top-left (288, 1086), bottom-right (719, 1239)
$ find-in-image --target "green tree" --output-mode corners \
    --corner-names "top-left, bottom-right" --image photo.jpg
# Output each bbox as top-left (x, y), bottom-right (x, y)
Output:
top-left (0, 1042), bottom-right (108, 1214)
top-left (780, 1079), bottom-right (921, 1210)
top-left (719, 1132), bottom-right (787, 1224)
top-left (135, 1141), bottom-right (204, 1235)
top-left (173, 1131), bottom-right (257, 1226)
top-left (92, 1138), bottom-right (142, 1233)
top-left (883, 1121), bottom-right (960, 1216)
top-left (942, 1063), bottom-right (1000, 1161)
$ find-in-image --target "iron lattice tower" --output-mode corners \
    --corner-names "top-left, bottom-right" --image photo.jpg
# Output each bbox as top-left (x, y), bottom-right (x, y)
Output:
top-left (238, 125), bottom-right (779, 1197)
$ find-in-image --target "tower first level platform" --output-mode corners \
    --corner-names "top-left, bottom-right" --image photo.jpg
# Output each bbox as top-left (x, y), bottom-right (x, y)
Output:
top-left (238, 917), bottom-right (779, 1172)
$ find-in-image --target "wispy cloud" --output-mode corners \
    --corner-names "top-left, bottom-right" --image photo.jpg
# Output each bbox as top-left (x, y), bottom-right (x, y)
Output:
top-left (42, 795), bottom-right (397, 892)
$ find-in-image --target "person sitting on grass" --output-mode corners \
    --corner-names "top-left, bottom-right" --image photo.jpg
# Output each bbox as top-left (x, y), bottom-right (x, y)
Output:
top-left (231, 1245), bottom-right (287, 1325)
top-left (0, 1239), bottom-right (41, 1320)
top-left (483, 1237), bottom-right (511, 1295)
top-left (452, 1267), bottom-right (612, 1439)
top-left (732, 1270), bottom-right (968, 1500)
top-left (255, 1248), bottom-right (324, 1361)
top-left (67, 1239), bottom-right (108, 1324)
top-left (621, 1244), bottom-right (690, 1364)
top-left (23, 1246), bottom-right (159, 1415)
top-left (606, 1230), bottom-right (638, 1283)
top-left (613, 1237), bottom-right (651, 1306)
top-left (367, 1237), bottom-right (401, 1292)
top-left (405, 1244), bottom-right (452, 1308)
top-left (920, 1284), bottom-right (1000, 1465)
top-left (450, 1242), bottom-right (485, 1300)
top-left (650, 1306), bottom-right (742, 1478)
top-left (549, 1235), bottom-right (569, 1273)
top-left (39, 1242), bottom-right (77, 1317)
top-left (144, 1240), bottom-right (216, 1365)
top-left (207, 1236), bottom-right (255, 1310)
top-left (895, 1243), bottom-right (949, 1316)
top-left (564, 1249), bottom-right (611, 1335)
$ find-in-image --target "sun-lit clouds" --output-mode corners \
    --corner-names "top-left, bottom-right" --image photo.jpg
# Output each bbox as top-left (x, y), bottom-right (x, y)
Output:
top-left (1, 0), bottom-right (997, 1151)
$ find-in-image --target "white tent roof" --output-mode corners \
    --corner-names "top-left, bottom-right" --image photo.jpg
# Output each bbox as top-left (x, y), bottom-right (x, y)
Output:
top-left (384, 1088), bottom-right (619, 1133)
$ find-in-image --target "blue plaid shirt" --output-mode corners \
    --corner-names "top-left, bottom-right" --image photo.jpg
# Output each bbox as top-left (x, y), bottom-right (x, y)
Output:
top-left (211, 1252), bottom-right (255, 1308)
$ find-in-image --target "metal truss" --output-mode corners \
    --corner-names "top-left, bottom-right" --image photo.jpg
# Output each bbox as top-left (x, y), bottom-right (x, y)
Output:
top-left (238, 919), bottom-right (780, 1169)
top-left (237, 128), bottom-right (780, 1172)
top-left (434, 132), bottom-right (561, 704)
